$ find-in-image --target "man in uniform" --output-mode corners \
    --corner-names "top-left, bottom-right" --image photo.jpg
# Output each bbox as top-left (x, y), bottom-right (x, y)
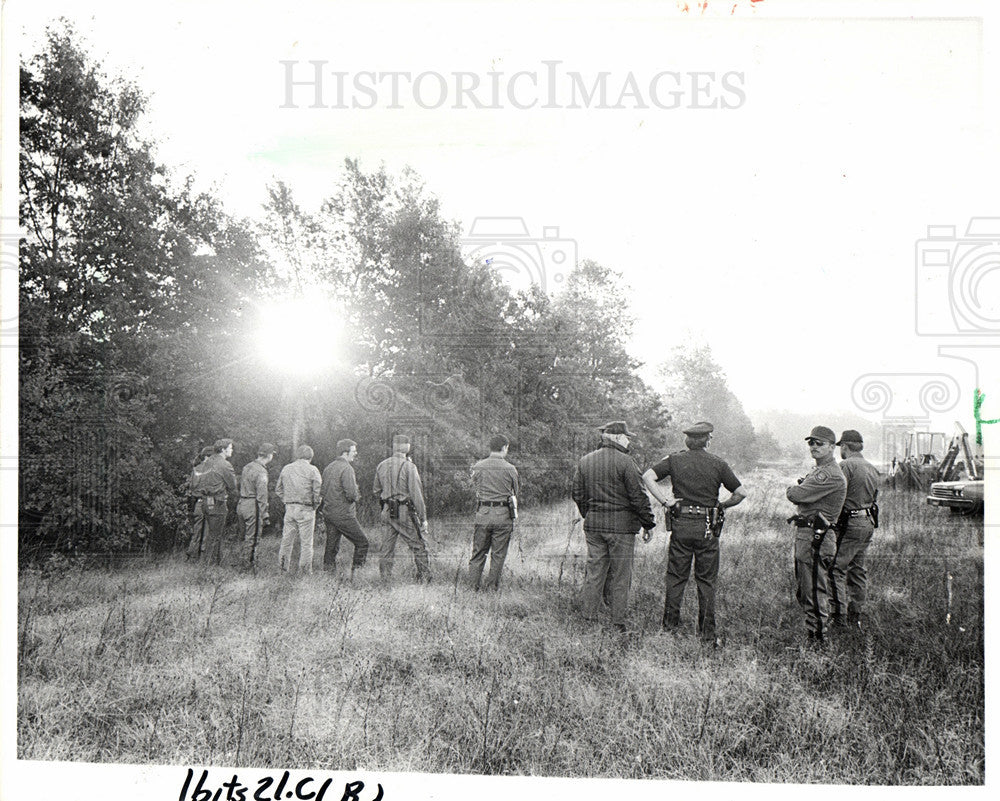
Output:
top-left (572, 421), bottom-right (656, 631)
top-left (374, 435), bottom-right (431, 583)
top-left (642, 422), bottom-right (746, 644)
top-left (320, 439), bottom-right (370, 577)
top-left (276, 444), bottom-right (323, 574)
top-left (830, 429), bottom-right (881, 630)
top-left (468, 434), bottom-right (520, 591)
top-left (786, 426), bottom-right (848, 643)
top-left (236, 442), bottom-right (276, 570)
top-left (183, 446), bottom-right (215, 529)
top-left (186, 438), bottom-right (238, 564)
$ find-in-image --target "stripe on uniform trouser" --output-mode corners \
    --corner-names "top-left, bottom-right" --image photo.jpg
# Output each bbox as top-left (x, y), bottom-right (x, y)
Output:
top-left (811, 533), bottom-right (823, 639)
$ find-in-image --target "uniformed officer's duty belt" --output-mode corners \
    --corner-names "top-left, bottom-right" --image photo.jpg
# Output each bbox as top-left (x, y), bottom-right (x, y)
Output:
top-left (676, 504), bottom-right (713, 515)
top-left (478, 500), bottom-right (508, 507)
top-left (845, 508), bottom-right (873, 517)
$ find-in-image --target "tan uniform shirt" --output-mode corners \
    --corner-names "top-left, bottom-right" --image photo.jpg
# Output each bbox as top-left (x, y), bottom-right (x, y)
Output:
top-left (840, 453), bottom-right (881, 511)
top-left (471, 454), bottom-right (520, 502)
top-left (239, 461), bottom-right (269, 513)
top-left (786, 454), bottom-right (848, 520)
top-left (374, 455), bottom-right (427, 524)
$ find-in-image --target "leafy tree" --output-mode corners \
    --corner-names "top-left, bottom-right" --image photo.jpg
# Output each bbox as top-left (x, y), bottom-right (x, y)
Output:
top-left (19, 22), bottom-right (273, 557)
top-left (656, 345), bottom-right (760, 467)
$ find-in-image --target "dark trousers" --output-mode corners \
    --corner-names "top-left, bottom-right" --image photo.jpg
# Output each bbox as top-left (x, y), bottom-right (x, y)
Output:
top-left (469, 522), bottom-right (513, 590)
top-left (323, 515), bottom-right (370, 570)
top-left (582, 525), bottom-right (636, 627)
top-left (663, 515), bottom-right (720, 639)
top-left (187, 499), bottom-right (226, 564)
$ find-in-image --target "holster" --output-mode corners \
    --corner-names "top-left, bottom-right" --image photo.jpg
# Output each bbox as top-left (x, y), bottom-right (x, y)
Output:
top-left (709, 507), bottom-right (725, 538)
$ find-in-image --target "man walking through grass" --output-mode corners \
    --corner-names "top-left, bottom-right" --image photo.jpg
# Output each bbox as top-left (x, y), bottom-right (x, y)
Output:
top-left (572, 421), bottom-right (656, 632)
top-left (642, 422), bottom-right (746, 645)
top-left (320, 438), bottom-right (370, 577)
top-left (786, 426), bottom-right (848, 644)
top-left (830, 429), bottom-right (881, 631)
top-left (374, 435), bottom-right (431, 583)
top-left (276, 444), bottom-right (323, 574)
top-left (468, 434), bottom-right (520, 591)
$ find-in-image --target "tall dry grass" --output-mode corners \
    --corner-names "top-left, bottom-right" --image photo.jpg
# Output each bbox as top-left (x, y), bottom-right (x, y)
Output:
top-left (17, 467), bottom-right (983, 783)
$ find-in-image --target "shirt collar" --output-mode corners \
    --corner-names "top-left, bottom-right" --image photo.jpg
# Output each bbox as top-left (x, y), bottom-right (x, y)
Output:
top-left (817, 454), bottom-right (837, 467)
top-left (602, 441), bottom-right (630, 455)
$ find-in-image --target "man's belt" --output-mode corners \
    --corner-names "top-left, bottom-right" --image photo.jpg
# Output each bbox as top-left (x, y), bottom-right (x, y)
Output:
top-left (478, 500), bottom-right (508, 507)
top-left (845, 508), bottom-right (873, 517)
top-left (676, 504), bottom-right (713, 515)
top-left (285, 501), bottom-right (316, 506)
top-left (239, 496), bottom-right (258, 500)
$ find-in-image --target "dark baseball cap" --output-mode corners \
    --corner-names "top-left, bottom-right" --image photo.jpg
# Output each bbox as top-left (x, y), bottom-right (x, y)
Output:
top-left (805, 426), bottom-right (836, 444)
top-left (836, 430), bottom-right (863, 446)
top-left (600, 421), bottom-right (636, 436)
top-left (683, 421), bottom-right (714, 436)
top-left (257, 442), bottom-right (277, 456)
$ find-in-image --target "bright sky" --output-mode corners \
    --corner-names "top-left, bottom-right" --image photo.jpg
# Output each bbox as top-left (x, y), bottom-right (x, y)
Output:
top-left (8, 0), bottom-right (1000, 432)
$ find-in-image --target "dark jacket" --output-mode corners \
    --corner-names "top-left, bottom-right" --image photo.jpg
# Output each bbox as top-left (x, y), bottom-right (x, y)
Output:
top-left (321, 457), bottom-right (360, 519)
top-left (572, 441), bottom-right (655, 533)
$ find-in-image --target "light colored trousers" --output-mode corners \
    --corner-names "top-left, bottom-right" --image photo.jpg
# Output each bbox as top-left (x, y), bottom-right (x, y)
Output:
top-left (279, 504), bottom-right (316, 573)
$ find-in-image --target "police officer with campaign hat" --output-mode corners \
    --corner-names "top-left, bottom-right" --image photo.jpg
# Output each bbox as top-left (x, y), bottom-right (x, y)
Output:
top-left (786, 426), bottom-right (848, 643)
top-left (830, 429), bottom-right (881, 630)
top-left (642, 421), bottom-right (746, 644)
top-left (572, 420), bottom-right (656, 631)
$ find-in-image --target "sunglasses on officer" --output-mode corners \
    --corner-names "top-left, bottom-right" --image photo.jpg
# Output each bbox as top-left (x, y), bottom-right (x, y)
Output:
top-left (805, 438), bottom-right (829, 447)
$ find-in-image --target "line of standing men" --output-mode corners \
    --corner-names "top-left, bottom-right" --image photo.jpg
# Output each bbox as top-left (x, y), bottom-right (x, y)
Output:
top-left (571, 419), bottom-right (880, 646)
top-left (786, 426), bottom-right (881, 644)
top-left (184, 421), bottom-right (880, 646)
top-left (184, 436), bottom-right (434, 580)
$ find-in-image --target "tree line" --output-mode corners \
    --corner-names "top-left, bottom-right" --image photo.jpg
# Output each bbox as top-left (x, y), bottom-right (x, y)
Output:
top-left (17, 23), bottom-right (773, 560)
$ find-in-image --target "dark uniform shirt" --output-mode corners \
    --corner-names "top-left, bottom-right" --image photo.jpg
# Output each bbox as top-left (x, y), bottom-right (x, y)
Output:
top-left (786, 455), bottom-right (848, 519)
top-left (572, 441), bottom-right (655, 533)
top-left (374, 455), bottom-right (427, 524)
top-left (650, 448), bottom-right (741, 507)
top-left (190, 453), bottom-right (237, 500)
top-left (840, 453), bottom-right (881, 511)
top-left (471, 454), bottom-right (520, 502)
top-left (238, 460), bottom-right (270, 512)
top-left (321, 457), bottom-right (360, 519)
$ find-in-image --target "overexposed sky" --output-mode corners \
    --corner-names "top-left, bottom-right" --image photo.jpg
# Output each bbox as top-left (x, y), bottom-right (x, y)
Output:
top-left (9, 0), bottom-right (1000, 431)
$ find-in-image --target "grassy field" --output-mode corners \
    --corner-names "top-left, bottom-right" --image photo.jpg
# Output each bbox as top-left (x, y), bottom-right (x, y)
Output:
top-left (17, 467), bottom-right (984, 783)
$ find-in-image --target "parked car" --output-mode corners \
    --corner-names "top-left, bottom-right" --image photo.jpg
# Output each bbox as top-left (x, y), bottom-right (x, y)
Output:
top-left (927, 478), bottom-right (984, 514)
